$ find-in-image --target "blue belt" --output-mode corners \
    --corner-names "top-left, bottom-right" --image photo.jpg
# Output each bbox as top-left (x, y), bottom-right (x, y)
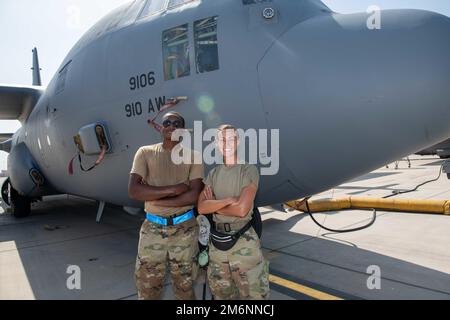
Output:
top-left (146, 209), bottom-right (194, 226)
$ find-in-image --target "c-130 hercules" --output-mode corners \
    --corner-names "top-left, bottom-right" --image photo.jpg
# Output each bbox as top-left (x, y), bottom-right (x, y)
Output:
top-left (1, 0), bottom-right (450, 219)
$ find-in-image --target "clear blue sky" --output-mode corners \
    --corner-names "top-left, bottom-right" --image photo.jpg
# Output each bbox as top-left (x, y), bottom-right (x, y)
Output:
top-left (0, 0), bottom-right (449, 170)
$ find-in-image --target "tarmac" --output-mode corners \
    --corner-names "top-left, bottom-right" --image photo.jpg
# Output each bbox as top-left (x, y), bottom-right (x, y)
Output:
top-left (1, 155), bottom-right (450, 300)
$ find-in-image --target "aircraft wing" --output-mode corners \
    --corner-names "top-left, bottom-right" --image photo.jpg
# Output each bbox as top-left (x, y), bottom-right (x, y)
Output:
top-left (0, 84), bottom-right (44, 123)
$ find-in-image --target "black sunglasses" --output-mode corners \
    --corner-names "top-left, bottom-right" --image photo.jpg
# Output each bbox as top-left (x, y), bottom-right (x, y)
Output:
top-left (162, 119), bottom-right (183, 129)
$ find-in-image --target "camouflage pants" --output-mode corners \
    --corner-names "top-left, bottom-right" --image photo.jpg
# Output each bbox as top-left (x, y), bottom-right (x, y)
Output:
top-left (135, 218), bottom-right (199, 300)
top-left (207, 227), bottom-right (270, 300)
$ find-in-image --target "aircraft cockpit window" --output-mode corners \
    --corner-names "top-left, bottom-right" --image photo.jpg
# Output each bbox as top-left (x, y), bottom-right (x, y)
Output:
top-left (56, 61), bottom-right (71, 94)
top-left (168, 0), bottom-right (196, 9)
top-left (138, 0), bottom-right (167, 19)
top-left (242, 0), bottom-right (272, 4)
top-left (162, 24), bottom-right (191, 81)
top-left (194, 16), bottom-right (219, 74)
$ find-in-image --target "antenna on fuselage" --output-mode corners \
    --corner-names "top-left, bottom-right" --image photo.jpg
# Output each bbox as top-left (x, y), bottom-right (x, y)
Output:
top-left (31, 47), bottom-right (42, 86)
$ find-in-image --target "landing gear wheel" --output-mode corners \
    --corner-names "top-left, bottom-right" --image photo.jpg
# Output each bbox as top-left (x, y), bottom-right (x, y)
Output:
top-left (10, 185), bottom-right (31, 218)
top-left (1, 178), bottom-right (10, 206)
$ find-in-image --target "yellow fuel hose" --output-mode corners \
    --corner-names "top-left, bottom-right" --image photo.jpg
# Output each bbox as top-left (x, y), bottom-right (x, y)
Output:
top-left (285, 197), bottom-right (450, 215)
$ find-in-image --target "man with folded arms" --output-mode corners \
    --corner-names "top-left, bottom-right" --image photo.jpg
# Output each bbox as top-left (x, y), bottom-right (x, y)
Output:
top-left (129, 112), bottom-right (204, 300)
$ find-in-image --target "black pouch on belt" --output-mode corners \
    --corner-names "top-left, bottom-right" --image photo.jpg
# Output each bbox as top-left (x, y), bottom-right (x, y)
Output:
top-left (210, 220), bottom-right (253, 251)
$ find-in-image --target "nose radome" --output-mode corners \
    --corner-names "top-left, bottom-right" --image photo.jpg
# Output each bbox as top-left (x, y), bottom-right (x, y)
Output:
top-left (258, 9), bottom-right (450, 196)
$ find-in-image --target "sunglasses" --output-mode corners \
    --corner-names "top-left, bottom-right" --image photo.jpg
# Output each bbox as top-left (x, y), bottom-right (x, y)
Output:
top-left (162, 119), bottom-right (184, 129)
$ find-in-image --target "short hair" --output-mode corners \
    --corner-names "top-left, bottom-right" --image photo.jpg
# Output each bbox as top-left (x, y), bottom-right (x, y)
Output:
top-left (218, 124), bottom-right (237, 132)
top-left (217, 124), bottom-right (239, 140)
top-left (163, 111), bottom-right (185, 128)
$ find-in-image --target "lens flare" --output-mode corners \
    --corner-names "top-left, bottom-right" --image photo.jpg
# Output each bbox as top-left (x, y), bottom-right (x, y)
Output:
top-left (197, 95), bottom-right (215, 113)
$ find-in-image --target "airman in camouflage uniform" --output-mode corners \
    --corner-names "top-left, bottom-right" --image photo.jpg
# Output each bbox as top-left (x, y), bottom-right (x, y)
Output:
top-left (129, 112), bottom-right (204, 300)
top-left (198, 125), bottom-right (270, 300)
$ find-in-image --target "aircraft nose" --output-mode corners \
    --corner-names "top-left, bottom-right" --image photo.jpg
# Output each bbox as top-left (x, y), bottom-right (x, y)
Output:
top-left (258, 9), bottom-right (450, 195)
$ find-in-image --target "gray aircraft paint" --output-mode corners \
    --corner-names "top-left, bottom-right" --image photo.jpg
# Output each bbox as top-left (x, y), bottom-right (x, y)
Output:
top-left (2, 0), bottom-right (450, 209)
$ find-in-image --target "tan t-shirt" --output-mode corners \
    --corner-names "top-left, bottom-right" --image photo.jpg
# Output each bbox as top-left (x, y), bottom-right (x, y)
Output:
top-left (130, 143), bottom-right (204, 217)
top-left (203, 163), bottom-right (259, 225)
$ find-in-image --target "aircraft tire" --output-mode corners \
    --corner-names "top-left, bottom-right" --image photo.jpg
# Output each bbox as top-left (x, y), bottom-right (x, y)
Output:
top-left (1, 178), bottom-right (10, 206)
top-left (10, 186), bottom-right (31, 218)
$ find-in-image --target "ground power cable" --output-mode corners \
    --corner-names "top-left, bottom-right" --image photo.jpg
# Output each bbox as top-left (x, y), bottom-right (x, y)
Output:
top-left (304, 163), bottom-right (444, 233)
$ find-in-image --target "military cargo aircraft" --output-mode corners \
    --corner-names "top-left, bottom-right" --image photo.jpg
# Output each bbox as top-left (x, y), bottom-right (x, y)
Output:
top-left (1, 0), bottom-right (450, 219)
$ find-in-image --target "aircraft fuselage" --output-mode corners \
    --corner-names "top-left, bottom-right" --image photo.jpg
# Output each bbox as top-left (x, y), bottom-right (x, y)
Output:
top-left (8, 0), bottom-right (450, 209)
